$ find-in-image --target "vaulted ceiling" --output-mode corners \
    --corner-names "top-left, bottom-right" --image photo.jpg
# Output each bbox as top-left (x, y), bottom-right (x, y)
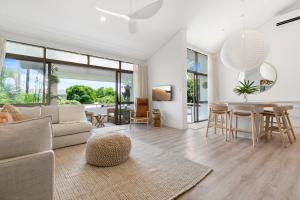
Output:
top-left (0, 0), bottom-right (298, 61)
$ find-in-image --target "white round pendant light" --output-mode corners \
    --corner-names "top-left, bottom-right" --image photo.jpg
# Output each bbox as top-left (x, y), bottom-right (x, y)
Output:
top-left (221, 30), bottom-right (269, 72)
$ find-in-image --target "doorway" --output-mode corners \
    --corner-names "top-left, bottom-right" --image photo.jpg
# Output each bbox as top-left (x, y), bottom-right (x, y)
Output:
top-left (187, 49), bottom-right (208, 123)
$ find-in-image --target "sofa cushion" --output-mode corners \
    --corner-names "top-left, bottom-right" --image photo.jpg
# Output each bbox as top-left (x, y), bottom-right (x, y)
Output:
top-left (18, 107), bottom-right (41, 119)
top-left (59, 105), bottom-right (85, 123)
top-left (41, 105), bottom-right (59, 124)
top-left (0, 116), bottom-right (52, 160)
top-left (52, 121), bottom-right (92, 137)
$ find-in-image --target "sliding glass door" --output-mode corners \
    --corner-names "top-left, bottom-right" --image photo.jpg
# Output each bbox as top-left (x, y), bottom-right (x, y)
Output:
top-left (115, 63), bottom-right (134, 125)
top-left (187, 49), bottom-right (208, 123)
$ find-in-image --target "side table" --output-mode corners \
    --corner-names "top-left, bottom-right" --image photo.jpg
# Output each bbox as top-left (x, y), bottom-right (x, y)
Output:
top-left (152, 112), bottom-right (161, 127)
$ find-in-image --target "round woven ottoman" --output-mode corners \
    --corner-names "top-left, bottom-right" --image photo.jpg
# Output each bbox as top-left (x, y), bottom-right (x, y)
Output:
top-left (86, 134), bottom-right (131, 167)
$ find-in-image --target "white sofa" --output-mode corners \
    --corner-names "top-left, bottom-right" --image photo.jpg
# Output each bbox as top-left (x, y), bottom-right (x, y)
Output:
top-left (13, 105), bottom-right (92, 149)
top-left (0, 117), bottom-right (54, 200)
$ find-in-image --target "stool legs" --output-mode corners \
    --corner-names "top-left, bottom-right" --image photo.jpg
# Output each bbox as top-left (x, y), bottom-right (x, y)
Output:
top-left (251, 114), bottom-right (256, 148)
top-left (286, 113), bottom-right (296, 141)
top-left (206, 110), bottom-right (212, 138)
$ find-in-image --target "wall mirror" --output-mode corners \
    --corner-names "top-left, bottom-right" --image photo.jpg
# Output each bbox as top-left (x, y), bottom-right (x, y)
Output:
top-left (238, 62), bottom-right (277, 93)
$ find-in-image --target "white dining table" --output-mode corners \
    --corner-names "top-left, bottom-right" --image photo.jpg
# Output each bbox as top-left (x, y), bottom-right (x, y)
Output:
top-left (223, 102), bottom-right (278, 140)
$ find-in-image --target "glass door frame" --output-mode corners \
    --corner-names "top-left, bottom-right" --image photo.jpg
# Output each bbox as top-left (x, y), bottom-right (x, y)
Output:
top-left (188, 70), bottom-right (208, 123)
top-left (115, 61), bottom-right (134, 125)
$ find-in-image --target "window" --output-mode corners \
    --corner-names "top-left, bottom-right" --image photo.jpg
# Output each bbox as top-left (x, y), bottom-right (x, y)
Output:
top-left (90, 57), bottom-right (119, 69)
top-left (120, 72), bottom-right (134, 102)
top-left (0, 58), bottom-right (47, 104)
top-left (46, 49), bottom-right (87, 64)
top-left (6, 42), bottom-right (44, 58)
top-left (2, 40), bottom-right (135, 114)
top-left (186, 49), bottom-right (208, 123)
top-left (121, 62), bottom-right (134, 71)
top-left (187, 49), bottom-right (208, 74)
top-left (197, 53), bottom-right (208, 74)
top-left (52, 64), bottom-right (116, 106)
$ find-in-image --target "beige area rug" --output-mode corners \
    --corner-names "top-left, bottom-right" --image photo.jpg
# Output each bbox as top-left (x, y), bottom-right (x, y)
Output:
top-left (54, 138), bottom-right (212, 200)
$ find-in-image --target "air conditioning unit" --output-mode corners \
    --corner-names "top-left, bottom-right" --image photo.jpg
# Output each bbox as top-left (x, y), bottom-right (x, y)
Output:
top-left (274, 8), bottom-right (300, 27)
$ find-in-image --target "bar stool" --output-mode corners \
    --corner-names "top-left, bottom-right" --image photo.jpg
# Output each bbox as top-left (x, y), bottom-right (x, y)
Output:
top-left (229, 105), bottom-right (257, 147)
top-left (206, 103), bottom-right (230, 141)
top-left (262, 106), bottom-right (296, 147)
top-left (259, 104), bottom-right (278, 140)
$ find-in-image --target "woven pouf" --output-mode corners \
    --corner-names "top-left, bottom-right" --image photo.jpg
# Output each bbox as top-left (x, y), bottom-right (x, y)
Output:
top-left (86, 134), bottom-right (131, 167)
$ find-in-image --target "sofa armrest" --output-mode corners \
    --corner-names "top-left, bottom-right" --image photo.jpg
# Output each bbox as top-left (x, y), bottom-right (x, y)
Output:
top-left (0, 151), bottom-right (54, 200)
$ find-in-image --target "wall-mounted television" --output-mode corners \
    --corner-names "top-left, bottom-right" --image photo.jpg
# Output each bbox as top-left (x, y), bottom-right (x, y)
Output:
top-left (152, 85), bottom-right (172, 101)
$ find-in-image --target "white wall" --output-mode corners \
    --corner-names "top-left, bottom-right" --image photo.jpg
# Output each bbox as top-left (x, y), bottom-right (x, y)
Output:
top-left (217, 18), bottom-right (300, 102)
top-left (147, 30), bottom-right (188, 129)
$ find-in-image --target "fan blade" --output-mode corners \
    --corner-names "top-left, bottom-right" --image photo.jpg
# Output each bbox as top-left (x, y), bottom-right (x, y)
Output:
top-left (129, 0), bottom-right (163, 19)
top-left (96, 7), bottom-right (130, 21)
top-left (128, 20), bottom-right (139, 34)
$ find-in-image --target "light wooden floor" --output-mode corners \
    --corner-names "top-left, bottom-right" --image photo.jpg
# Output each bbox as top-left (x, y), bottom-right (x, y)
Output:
top-left (119, 124), bottom-right (300, 200)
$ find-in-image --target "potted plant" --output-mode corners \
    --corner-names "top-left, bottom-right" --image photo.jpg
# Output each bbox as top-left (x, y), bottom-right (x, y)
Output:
top-left (233, 80), bottom-right (259, 102)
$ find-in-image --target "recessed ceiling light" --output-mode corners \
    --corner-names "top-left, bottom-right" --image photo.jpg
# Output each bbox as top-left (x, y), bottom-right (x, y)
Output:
top-left (100, 16), bottom-right (106, 22)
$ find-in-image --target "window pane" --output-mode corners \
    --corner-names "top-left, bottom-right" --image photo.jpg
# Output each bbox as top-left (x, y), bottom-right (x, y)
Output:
top-left (6, 42), bottom-right (44, 57)
top-left (199, 75), bottom-right (208, 101)
top-left (0, 58), bottom-right (46, 104)
top-left (198, 103), bottom-right (208, 121)
top-left (197, 53), bottom-right (208, 74)
top-left (121, 73), bottom-right (134, 102)
top-left (187, 49), bottom-right (196, 72)
top-left (121, 62), bottom-right (134, 71)
top-left (52, 64), bottom-right (116, 107)
top-left (46, 49), bottom-right (87, 64)
top-left (90, 57), bottom-right (119, 69)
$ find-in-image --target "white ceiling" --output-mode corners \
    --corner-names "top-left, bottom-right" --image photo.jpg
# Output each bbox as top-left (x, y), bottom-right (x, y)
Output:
top-left (0, 0), bottom-right (298, 61)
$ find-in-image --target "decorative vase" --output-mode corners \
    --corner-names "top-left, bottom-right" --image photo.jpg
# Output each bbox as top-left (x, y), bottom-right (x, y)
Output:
top-left (243, 94), bottom-right (248, 102)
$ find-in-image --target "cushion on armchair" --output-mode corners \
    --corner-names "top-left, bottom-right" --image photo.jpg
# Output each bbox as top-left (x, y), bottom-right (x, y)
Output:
top-left (135, 98), bottom-right (149, 118)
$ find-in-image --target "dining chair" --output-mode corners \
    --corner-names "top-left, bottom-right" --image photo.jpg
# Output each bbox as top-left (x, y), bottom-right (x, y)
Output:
top-left (229, 105), bottom-right (257, 147)
top-left (206, 103), bottom-right (230, 141)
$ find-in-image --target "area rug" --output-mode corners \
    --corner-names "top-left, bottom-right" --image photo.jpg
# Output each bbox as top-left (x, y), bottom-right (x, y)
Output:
top-left (54, 138), bottom-right (212, 200)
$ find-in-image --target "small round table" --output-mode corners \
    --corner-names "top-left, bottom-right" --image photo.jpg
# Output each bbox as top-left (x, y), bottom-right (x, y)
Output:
top-left (94, 114), bottom-right (107, 128)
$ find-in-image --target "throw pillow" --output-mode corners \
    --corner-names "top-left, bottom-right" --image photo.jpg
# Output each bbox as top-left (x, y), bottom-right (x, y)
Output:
top-left (1, 104), bottom-right (28, 122)
top-left (0, 111), bottom-right (13, 124)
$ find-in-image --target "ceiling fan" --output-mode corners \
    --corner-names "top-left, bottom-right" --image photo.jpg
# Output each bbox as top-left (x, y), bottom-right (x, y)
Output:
top-left (96, 0), bottom-right (163, 34)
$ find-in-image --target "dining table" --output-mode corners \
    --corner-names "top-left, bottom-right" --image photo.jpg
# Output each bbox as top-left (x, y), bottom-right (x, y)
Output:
top-left (223, 101), bottom-right (278, 140)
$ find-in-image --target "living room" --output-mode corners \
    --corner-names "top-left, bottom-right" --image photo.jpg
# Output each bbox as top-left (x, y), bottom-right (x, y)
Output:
top-left (1, 0), bottom-right (300, 200)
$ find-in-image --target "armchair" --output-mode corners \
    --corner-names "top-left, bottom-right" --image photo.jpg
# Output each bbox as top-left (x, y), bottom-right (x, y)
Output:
top-left (130, 98), bottom-right (150, 128)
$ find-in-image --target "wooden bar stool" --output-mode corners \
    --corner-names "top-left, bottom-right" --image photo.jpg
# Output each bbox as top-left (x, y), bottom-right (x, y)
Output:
top-left (206, 103), bottom-right (230, 141)
top-left (262, 106), bottom-right (296, 147)
top-left (259, 104), bottom-right (278, 140)
top-left (229, 105), bottom-right (257, 147)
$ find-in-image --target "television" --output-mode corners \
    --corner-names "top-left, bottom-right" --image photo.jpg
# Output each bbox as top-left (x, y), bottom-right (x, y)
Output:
top-left (152, 85), bottom-right (172, 101)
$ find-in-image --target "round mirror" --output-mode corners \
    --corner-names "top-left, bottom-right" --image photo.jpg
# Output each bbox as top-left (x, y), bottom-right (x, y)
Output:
top-left (238, 63), bottom-right (277, 93)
